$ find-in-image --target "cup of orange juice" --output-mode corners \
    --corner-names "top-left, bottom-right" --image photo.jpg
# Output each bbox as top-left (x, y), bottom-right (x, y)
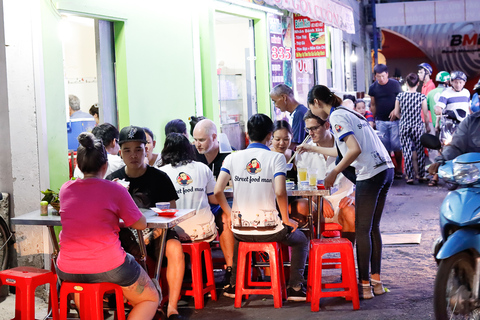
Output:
top-left (298, 168), bottom-right (307, 182)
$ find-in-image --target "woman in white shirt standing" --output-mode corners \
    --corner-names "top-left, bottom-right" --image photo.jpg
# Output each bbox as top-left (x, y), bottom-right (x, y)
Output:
top-left (305, 85), bottom-right (394, 300)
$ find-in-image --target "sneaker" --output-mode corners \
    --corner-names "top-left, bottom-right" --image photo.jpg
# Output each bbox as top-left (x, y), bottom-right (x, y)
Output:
top-left (371, 279), bottom-right (386, 295)
top-left (359, 283), bottom-right (374, 300)
top-left (222, 266), bottom-right (233, 288)
top-left (223, 284), bottom-right (236, 298)
top-left (287, 284), bottom-right (307, 302)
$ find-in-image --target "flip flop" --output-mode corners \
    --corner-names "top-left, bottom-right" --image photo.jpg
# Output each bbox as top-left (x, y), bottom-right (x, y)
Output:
top-left (428, 179), bottom-right (438, 187)
top-left (406, 179), bottom-right (414, 185)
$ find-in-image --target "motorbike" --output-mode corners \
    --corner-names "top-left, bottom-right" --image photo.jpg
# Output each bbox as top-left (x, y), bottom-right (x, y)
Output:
top-left (430, 151), bottom-right (480, 319)
top-left (438, 110), bottom-right (461, 148)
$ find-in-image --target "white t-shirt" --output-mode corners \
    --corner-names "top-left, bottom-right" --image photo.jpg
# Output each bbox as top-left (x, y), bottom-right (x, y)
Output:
top-left (160, 161), bottom-right (216, 242)
top-left (73, 154), bottom-right (125, 179)
top-left (437, 87), bottom-right (471, 122)
top-left (221, 143), bottom-right (286, 235)
top-left (296, 140), bottom-right (354, 222)
top-left (329, 108), bottom-right (394, 181)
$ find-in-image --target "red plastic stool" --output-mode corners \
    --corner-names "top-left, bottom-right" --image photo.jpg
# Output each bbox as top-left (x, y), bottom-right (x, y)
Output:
top-left (59, 282), bottom-right (125, 320)
top-left (322, 222), bottom-right (342, 238)
top-left (181, 242), bottom-right (217, 309)
top-left (0, 267), bottom-right (59, 320)
top-left (306, 238), bottom-right (359, 312)
top-left (235, 242), bottom-right (286, 308)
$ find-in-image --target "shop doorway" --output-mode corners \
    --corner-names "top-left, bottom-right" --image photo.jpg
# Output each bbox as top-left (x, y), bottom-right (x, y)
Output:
top-left (215, 12), bottom-right (257, 149)
top-left (61, 15), bottom-right (118, 128)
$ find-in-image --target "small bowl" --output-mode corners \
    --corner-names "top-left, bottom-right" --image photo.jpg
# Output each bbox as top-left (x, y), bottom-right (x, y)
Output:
top-left (156, 202), bottom-right (170, 210)
top-left (286, 181), bottom-right (295, 189)
top-left (286, 163), bottom-right (293, 171)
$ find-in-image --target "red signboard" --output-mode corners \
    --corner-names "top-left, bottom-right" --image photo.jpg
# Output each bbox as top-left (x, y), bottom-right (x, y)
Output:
top-left (293, 14), bottom-right (326, 59)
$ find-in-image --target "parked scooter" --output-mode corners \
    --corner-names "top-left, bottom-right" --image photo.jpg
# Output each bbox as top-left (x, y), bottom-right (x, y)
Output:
top-left (427, 149), bottom-right (480, 319)
top-left (437, 110), bottom-right (461, 147)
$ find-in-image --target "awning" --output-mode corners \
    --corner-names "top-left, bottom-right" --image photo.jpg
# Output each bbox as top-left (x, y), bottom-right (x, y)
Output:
top-left (264, 0), bottom-right (355, 34)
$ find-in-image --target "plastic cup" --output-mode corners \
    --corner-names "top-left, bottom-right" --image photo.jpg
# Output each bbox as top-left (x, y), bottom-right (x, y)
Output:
top-left (40, 201), bottom-right (48, 216)
top-left (298, 168), bottom-right (307, 182)
top-left (156, 202), bottom-right (170, 210)
top-left (308, 169), bottom-right (318, 186)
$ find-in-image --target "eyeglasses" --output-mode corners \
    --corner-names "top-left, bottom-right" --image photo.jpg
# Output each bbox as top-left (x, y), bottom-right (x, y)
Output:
top-left (304, 125), bottom-right (321, 133)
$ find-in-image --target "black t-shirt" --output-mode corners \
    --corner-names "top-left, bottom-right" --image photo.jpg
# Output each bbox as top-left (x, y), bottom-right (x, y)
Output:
top-left (106, 166), bottom-right (179, 208)
top-left (368, 79), bottom-right (402, 121)
top-left (195, 149), bottom-right (230, 179)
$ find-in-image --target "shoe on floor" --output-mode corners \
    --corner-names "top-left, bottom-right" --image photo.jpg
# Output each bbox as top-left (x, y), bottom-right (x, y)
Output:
top-left (371, 279), bottom-right (386, 295)
top-left (222, 266), bottom-right (233, 288)
top-left (168, 314), bottom-right (186, 320)
top-left (359, 283), bottom-right (374, 300)
top-left (394, 172), bottom-right (403, 179)
top-left (223, 284), bottom-right (236, 298)
top-left (287, 284), bottom-right (307, 302)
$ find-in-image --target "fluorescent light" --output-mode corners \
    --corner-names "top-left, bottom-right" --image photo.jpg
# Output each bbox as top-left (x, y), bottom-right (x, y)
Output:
top-left (218, 0), bottom-right (285, 16)
top-left (350, 50), bottom-right (358, 63)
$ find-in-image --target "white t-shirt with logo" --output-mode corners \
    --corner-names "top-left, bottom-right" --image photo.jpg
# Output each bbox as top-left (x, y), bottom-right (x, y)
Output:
top-left (221, 143), bottom-right (286, 235)
top-left (329, 108), bottom-right (394, 181)
top-left (160, 161), bottom-right (216, 242)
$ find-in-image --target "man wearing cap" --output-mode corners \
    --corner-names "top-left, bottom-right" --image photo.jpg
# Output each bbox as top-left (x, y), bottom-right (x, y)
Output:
top-left (106, 126), bottom-right (185, 320)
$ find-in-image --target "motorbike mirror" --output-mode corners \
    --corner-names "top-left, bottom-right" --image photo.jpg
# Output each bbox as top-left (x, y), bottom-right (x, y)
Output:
top-left (420, 133), bottom-right (441, 150)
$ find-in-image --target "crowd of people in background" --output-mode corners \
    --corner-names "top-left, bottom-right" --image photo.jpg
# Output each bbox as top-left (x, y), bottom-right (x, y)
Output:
top-left (58, 68), bottom-right (480, 318)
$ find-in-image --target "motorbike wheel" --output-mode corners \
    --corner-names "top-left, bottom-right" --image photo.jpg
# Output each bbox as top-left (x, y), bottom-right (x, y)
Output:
top-left (433, 252), bottom-right (479, 320)
top-left (446, 182), bottom-right (458, 191)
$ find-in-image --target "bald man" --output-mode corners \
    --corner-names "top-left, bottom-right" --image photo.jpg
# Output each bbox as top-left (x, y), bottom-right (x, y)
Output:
top-left (193, 119), bottom-right (234, 286)
top-left (270, 84), bottom-right (308, 150)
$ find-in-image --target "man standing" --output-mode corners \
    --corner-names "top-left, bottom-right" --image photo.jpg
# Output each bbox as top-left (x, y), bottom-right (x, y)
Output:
top-left (418, 63), bottom-right (435, 96)
top-left (368, 64), bottom-right (403, 178)
top-left (427, 71), bottom-right (450, 128)
top-left (68, 94), bottom-right (95, 119)
top-left (106, 126), bottom-right (185, 320)
top-left (193, 119), bottom-right (234, 284)
top-left (270, 84), bottom-right (308, 150)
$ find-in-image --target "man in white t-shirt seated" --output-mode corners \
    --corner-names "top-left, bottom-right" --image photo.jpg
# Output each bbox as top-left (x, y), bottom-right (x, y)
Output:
top-left (74, 123), bottom-right (124, 178)
top-left (296, 110), bottom-right (356, 244)
top-left (214, 113), bottom-right (309, 301)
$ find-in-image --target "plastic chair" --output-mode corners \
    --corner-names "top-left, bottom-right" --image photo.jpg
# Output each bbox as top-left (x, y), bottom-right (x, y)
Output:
top-left (0, 266), bottom-right (59, 320)
top-left (321, 222), bottom-right (342, 238)
top-left (181, 242), bottom-right (217, 309)
top-left (59, 282), bottom-right (125, 320)
top-left (235, 242), bottom-right (286, 308)
top-left (306, 238), bottom-right (360, 312)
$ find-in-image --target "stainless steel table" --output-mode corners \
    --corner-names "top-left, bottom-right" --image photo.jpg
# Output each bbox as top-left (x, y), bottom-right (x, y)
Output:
top-left (224, 186), bottom-right (330, 239)
top-left (11, 207), bottom-right (196, 281)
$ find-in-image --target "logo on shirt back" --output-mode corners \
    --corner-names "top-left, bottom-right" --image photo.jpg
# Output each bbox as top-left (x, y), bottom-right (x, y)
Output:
top-left (177, 172), bottom-right (193, 185)
top-left (246, 158), bottom-right (262, 174)
top-left (334, 124), bottom-right (343, 133)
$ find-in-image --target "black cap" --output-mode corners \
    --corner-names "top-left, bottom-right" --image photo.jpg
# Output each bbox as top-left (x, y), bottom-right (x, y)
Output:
top-left (119, 126), bottom-right (147, 145)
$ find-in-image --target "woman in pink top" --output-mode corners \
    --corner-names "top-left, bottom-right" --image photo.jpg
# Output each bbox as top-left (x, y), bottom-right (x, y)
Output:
top-left (56, 132), bottom-right (159, 320)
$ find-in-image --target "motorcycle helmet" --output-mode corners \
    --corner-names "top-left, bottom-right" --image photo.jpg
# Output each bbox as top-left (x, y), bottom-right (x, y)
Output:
top-left (450, 71), bottom-right (467, 82)
top-left (435, 71), bottom-right (450, 83)
top-left (418, 63), bottom-right (433, 76)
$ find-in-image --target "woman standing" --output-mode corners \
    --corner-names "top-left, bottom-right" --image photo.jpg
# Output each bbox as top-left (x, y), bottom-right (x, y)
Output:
top-left (394, 73), bottom-right (430, 184)
top-left (305, 85), bottom-right (394, 299)
top-left (160, 133), bottom-right (217, 242)
top-left (270, 120), bottom-right (297, 183)
top-left (57, 132), bottom-right (159, 319)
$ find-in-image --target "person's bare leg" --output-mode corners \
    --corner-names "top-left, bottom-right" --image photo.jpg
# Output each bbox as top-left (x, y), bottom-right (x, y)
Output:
top-left (394, 150), bottom-right (403, 175)
top-left (122, 268), bottom-right (159, 320)
top-left (219, 212), bottom-right (234, 267)
top-left (165, 239), bottom-right (184, 317)
top-left (338, 205), bottom-right (356, 244)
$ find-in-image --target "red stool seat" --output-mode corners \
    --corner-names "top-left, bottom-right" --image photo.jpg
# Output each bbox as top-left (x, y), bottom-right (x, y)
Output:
top-left (0, 267), bottom-right (59, 320)
top-left (181, 242), bottom-right (217, 309)
top-left (59, 282), bottom-right (125, 320)
top-left (235, 242), bottom-right (287, 308)
top-left (306, 238), bottom-right (360, 312)
top-left (322, 223), bottom-right (342, 238)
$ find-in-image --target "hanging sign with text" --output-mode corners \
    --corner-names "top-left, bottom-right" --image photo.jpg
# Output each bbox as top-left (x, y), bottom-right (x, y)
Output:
top-left (268, 13), bottom-right (293, 88)
top-left (293, 14), bottom-right (326, 59)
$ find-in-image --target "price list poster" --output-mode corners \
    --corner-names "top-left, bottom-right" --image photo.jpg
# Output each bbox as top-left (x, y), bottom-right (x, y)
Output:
top-left (293, 14), bottom-right (326, 59)
top-left (268, 13), bottom-right (293, 89)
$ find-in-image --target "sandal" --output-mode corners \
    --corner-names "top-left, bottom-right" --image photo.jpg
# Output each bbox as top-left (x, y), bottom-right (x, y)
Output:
top-left (418, 177), bottom-right (428, 183)
top-left (428, 179), bottom-right (438, 187)
top-left (406, 179), bottom-right (414, 185)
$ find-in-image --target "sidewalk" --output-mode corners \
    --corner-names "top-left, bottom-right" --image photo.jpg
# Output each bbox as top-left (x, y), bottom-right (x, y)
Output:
top-left (0, 179), bottom-right (447, 320)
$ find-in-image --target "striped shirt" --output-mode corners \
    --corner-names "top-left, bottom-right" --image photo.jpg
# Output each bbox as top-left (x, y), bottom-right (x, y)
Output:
top-left (437, 87), bottom-right (470, 122)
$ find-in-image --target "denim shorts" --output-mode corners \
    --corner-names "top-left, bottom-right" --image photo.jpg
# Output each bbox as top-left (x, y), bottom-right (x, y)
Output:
top-left (376, 120), bottom-right (401, 152)
top-left (56, 253), bottom-right (142, 287)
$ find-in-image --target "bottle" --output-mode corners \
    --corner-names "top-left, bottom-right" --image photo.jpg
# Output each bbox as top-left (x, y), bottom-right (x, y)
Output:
top-left (40, 201), bottom-right (48, 216)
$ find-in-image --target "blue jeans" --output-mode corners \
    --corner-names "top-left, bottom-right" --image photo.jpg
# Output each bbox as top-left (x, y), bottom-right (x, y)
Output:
top-left (230, 226), bottom-right (308, 288)
top-left (355, 168), bottom-right (394, 282)
top-left (376, 120), bottom-right (401, 152)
